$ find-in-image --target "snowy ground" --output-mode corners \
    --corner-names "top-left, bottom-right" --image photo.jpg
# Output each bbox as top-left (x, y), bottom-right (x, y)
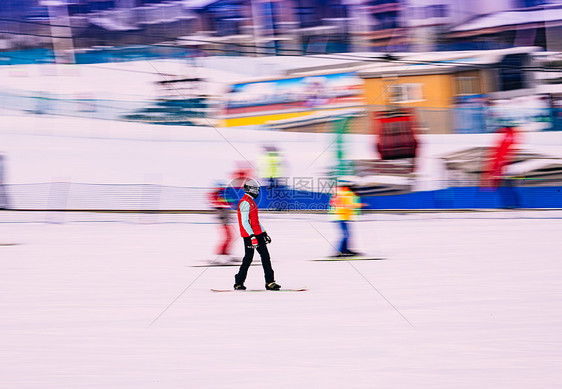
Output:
top-left (1, 211), bottom-right (561, 388)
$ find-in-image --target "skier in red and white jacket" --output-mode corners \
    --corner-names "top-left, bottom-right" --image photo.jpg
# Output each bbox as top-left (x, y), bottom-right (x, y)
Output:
top-left (207, 182), bottom-right (234, 263)
top-left (234, 179), bottom-right (281, 291)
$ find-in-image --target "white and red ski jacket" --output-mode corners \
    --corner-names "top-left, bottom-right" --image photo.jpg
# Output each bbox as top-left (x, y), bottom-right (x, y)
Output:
top-left (237, 193), bottom-right (264, 238)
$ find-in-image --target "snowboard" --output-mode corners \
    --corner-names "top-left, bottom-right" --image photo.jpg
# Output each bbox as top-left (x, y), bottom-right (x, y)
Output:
top-left (192, 262), bottom-right (260, 268)
top-left (211, 288), bottom-right (307, 293)
top-left (311, 256), bottom-right (385, 261)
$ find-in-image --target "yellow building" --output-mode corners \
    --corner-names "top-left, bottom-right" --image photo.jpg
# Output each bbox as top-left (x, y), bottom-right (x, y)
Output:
top-left (358, 47), bottom-right (541, 134)
top-left (360, 66), bottom-right (457, 133)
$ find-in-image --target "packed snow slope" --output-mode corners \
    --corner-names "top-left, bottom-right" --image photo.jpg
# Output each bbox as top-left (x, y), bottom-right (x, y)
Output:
top-left (1, 211), bottom-right (561, 388)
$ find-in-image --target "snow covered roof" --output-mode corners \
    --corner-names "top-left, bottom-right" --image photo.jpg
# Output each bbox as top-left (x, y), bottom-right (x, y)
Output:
top-left (358, 63), bottom-right (457, 78)
top-left (358, 47), bottom-right (542, 78)
top-left (88, 16), bottom-right (139, 31)
top-left (450, 5), bottom-right (562, 34)
top-left (187, 54), bottom-right (372, 79)
top-left (181, 0), bottom-right (218, 9)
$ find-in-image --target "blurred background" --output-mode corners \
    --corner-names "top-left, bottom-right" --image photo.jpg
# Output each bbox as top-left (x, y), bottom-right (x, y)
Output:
top-left (0, 0), bottom-right (561, 213)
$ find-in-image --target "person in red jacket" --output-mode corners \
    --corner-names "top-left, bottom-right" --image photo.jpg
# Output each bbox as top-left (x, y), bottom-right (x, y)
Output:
top-left (207, 182), bottom-right (234, 263)
top-left (234, 179), bottom-right (281, 291)
top-left (482, 126), bottom-right (519, 187)
top-left (481, 126), bottom-right (521, 208)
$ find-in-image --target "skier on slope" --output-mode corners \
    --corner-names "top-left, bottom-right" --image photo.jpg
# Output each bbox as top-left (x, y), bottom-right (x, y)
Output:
top-left (481, 125), bottom-right (521, 208)
top-left (0, 153), bottom-right (9, 210)
top-left (329, 180), bottom-right (364, 257)
top-left (233, 179), bottom-right (281, 291)
top-left (207, 181), bottom-right (235, 264)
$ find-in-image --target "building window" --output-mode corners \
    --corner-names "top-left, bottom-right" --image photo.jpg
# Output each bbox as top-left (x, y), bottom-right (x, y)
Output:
top-left (499, 54), bottom-right (527, 91)
top-left (433, 4), bottom-right (449, 17)
top-left (516, 0), bottom-right (548, 8)
top-left (368, 0), bottom-right (400, 5)
top-left (408, 4), bottom-right (448, 20)
top-left (455, 76), bottom-right (480, 95)
top-left (296, 0), bottom-right (319, 28)
top-left (376, 12), bottom-right (399, 29)
top-left (390, 83), bottom-right (423, 103)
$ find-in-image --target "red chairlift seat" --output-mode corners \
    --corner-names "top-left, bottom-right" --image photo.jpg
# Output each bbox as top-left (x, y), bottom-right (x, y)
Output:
top-left (374, 108), bottom-right (418, 160)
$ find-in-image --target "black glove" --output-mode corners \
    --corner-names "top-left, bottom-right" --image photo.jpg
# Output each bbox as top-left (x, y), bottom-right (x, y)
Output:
top-left (247, 235), bottom-right (258, 249)
top-left (262, 232), bottom-right (272, 244)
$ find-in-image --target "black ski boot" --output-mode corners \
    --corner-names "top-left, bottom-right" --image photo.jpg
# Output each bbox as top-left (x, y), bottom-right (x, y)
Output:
top-left (265, 281), bottom-right (281, 291)
top-left (234, 284), bottom-right (246, 290)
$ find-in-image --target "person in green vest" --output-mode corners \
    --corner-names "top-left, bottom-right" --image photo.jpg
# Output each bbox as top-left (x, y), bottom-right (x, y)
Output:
top-left (258, 145), bottom-right (284, 188)
top-left (334, 116), bottom-right (354, 176)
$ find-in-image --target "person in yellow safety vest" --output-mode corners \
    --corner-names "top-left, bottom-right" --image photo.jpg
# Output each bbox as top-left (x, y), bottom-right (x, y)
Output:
top-left (258, 146), bottom-right (284, 188)
top-left (329, 182), bottom-right (364, 257)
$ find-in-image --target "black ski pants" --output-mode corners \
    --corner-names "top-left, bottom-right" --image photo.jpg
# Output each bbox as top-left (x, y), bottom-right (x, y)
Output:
top-left (235, 233), bottom-right (275, 285)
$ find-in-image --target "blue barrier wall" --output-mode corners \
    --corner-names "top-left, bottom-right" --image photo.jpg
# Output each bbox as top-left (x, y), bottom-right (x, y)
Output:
top-left (225, 186), bottom-right (562, 210)
top-left (362, 186), bottom-right (562, 209)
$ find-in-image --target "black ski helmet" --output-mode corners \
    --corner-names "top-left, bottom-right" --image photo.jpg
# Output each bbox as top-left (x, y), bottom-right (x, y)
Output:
top-left (243, 178), bottom-right (260, 198)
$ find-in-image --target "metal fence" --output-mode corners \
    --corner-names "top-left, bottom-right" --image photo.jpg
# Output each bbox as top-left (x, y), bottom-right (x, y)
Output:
top-left (0, 91), bottom-right (148, 122)
top-left (1, 89), bottom-right (561, 133)
top-left (3, 182), bottom-right (209, 211)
